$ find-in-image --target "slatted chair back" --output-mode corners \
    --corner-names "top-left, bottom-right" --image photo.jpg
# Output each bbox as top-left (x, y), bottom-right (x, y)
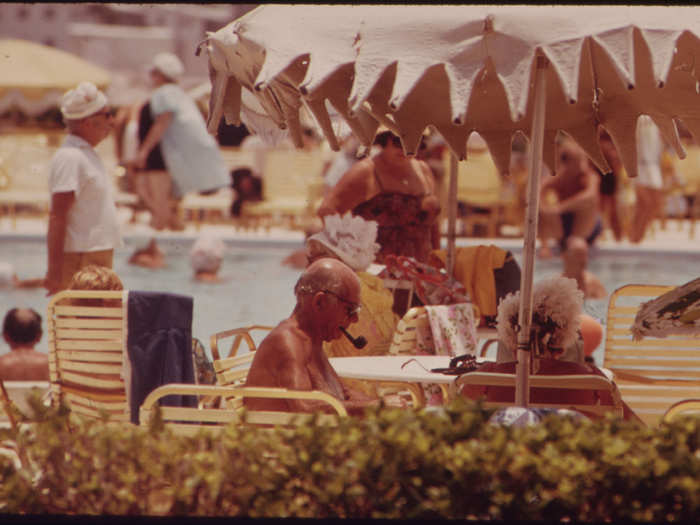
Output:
top-left (604, 284), bottom-right (700, 425)
top-left (261, 149), bottom-right (325, 201)
top-left (445, 147), bottom-right (504, 237)
top-left (455, 372), bottom-right (624, 418)
top-left (47, 290), bottom-right (129, 422)
top-left (210, 324), bottom-right (273, 361)
top-left (388, 307), bottom-right (430, 355)
top-left (241, 149), bottom-right (325, 228)
top-left (138, 384), bottom-right (347, 436)
top-left (219, 147), bottom-right (258, 172)
top-left (209, 325), bottom-right (273, 409)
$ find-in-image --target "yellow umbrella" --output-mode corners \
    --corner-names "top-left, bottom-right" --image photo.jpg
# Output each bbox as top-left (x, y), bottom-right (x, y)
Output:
top-left (0, 39), bottom-right (111, 115)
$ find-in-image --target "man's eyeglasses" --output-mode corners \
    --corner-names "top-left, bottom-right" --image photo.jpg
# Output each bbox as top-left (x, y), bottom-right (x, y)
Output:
top-left (322, 289), bottom-right (361, 317)
top-left (93, 107), bottom-right (116, 119)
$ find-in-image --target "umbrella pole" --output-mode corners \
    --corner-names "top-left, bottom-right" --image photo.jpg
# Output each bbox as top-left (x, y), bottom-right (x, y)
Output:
top-left (446, 152), bottom-right (458, 277)
top-left (515, 56), bottom-right (548, 407)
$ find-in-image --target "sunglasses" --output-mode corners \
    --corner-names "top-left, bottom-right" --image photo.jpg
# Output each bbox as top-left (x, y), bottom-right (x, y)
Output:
top-left (322, 289), bottom-right (361, 318)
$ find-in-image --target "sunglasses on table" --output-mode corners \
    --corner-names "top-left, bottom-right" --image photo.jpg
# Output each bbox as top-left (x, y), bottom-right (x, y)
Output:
top-left (321, 289), bottom-right (362, 317)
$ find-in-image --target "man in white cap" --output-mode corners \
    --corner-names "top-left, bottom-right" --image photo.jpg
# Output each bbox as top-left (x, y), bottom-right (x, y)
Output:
top-left (45, 82), bottom-right (122, 295)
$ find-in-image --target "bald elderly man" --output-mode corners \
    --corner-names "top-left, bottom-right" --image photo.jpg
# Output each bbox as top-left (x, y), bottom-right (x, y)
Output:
top-left (245, 258), bottom-right (378, 416)
top-left (1, 308), bottom-right (49, 381)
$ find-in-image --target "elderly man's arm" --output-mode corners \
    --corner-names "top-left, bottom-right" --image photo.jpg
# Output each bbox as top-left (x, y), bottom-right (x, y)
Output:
top-left (45, 191), bottom-right (75, 296)
top-left (340, 382), bottom-right (380, 415)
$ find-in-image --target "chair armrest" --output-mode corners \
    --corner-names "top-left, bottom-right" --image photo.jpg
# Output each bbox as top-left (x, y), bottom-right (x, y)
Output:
top-left (231, 386), bottom-right (348, 417)
top-left (662, 399), bottom-right (700, 422)
top-left (209, 325), bottom-right (273, 360)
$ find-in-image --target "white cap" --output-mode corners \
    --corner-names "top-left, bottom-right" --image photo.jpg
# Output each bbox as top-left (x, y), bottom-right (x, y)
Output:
top-left (151, 52), bottom-right (184, 81)
top-left (60, 82), bottom-right (108, 120)
top-left (0, 261), bottom-right (15, 288)
top-left (190, 235), bottom-right (226, 273)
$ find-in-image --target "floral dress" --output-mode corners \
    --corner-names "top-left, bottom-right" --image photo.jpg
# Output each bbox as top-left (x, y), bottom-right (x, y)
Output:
top-left (352, 167), bottom-right (437, 263)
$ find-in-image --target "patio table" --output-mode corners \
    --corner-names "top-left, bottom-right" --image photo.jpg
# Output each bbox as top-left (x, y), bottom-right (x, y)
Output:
top-left (329, 355), bottom-right (491, 404)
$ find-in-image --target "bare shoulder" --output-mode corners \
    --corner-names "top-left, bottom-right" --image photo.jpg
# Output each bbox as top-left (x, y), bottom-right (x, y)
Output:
top-left (257, 320), bottom-right (309, 363)
top-left (335, 157), bottom-right (375, 190)
top-left (320, 157), bottom-right (376, 214)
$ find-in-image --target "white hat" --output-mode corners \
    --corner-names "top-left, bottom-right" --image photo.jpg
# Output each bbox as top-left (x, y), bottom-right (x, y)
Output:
top-left (151, 52), bottom-right (184, 81)
top-left (60, 82), bottom-right (108, 120)
top-left (307, 213), bottom-right (380, 271)
top-left (0, 261), bottom-right (15, 288)
top-left (190, 235), bottom-right (226, 273)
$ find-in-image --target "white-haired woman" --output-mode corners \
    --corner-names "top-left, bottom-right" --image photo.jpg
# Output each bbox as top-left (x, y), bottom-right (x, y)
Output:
top-left (461, 276), bottom-right (642, 422)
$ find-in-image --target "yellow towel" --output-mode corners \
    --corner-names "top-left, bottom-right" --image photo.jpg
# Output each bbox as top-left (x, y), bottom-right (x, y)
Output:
top-left (430, 245), bottom-right (507, 317)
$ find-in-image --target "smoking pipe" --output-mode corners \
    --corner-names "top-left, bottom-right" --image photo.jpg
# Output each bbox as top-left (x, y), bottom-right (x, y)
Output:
top-left (339, 326), bottom-right (367, 349)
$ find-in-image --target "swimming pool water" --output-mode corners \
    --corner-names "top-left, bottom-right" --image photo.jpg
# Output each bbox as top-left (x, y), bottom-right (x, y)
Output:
top-left (1, 238), bottom-right (302, 357)
top-left (2, 238), bottom-right (699, 360)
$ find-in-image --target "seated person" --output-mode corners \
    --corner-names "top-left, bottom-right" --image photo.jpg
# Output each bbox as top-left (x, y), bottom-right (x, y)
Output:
top-left (306, 213), bottom-right (397, 359)
top-left (538, 138), bottom-right (606, 299)
top-left (1, 307), bottom-right (49, 381)
top-left (70, 264), bottom-right (124, 291)
top-left (244, 258), bottom-right (378, 416)
top-left (306, 213), bottom-right (399, 398)
top-left (460, 276), bottom-right (642, 423)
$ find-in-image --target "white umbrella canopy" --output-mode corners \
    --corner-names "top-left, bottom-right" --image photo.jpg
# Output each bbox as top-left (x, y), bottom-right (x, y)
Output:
top-left (203, 4), bottom-right (700, 407)
top-left (0, 39), bottom-right (112, 116)
top-left (204, 5), bottom-right (700, 175)
top-left (188, 80), bottom-right (352, 146)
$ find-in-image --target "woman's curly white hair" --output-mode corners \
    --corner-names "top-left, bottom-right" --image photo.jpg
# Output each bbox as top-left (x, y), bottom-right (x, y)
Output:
top-left (496, 276), bottom-right (583, 354)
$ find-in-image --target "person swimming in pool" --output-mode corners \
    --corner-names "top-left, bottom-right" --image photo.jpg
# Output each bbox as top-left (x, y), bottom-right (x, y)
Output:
top-left (538, 137), bottom-right (606, 299)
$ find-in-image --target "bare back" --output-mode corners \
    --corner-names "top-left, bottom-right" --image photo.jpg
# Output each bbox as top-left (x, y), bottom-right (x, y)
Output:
top-left (0, 350), bottom-right (50, 381)
top-left (244, 317), bottom-right (346, 412)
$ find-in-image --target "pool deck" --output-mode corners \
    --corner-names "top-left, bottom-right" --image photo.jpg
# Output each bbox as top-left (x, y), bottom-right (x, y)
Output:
top-left (2, 212), bottom-right (699, 256)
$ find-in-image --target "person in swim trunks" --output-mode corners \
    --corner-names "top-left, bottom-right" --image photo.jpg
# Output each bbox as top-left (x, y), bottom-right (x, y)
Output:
top-left (538, 137), bottom-right (605, 298)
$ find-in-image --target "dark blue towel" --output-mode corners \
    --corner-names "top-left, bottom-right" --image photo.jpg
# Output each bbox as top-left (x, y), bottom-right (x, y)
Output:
top-left (127, 290), bottom-right (197, 424)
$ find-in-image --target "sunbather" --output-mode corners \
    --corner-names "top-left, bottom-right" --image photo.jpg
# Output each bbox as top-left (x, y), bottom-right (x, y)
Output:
top-left (538, 138), bottom-right (605, 299)
top-left (1, 307), bottom-right (49, 381)
top-left (244, 258), bottom-right (378, 416)
top-left (460, 276), bottom-right (642, 423)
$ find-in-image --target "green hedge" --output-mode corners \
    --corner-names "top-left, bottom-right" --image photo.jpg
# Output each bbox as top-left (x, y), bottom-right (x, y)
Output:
top-left (1, 393), bottom-right (698, 520)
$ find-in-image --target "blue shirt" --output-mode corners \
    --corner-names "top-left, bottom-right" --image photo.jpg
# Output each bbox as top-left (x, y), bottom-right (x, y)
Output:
top-left (150, 83), bottom-right (229, 198)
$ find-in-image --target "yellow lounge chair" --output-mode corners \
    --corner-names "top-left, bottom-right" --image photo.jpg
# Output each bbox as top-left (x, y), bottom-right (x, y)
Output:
top-left (241, 149), bottom-right (325, 230)
top-left (47, 290), bottom-right (129, 422)
top-left (139, 384), bottom-right (347, 436)
top-left (662, 399), bottom-right (700, 422)
top-left (604, 284), bottom-right (700, 425)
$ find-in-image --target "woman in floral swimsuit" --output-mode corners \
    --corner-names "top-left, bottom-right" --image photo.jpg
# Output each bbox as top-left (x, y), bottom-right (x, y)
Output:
top-left (318, 130), bottom-right (441, 263)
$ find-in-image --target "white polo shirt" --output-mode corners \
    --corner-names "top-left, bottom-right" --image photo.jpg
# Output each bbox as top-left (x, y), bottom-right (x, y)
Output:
top-left (48, 134), bottom-right (122, 252)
